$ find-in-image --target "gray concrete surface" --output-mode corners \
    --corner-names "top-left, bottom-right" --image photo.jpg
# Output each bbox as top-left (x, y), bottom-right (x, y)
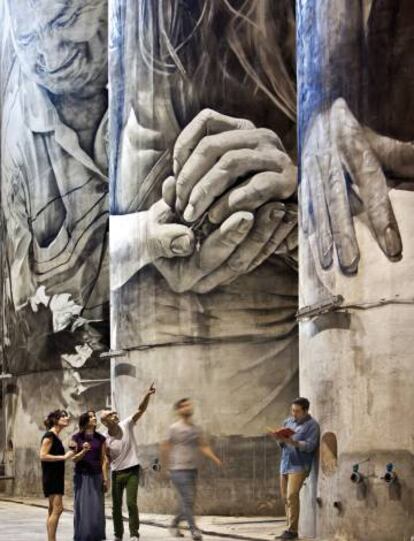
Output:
top-left (0, 498), bottom-right (314, 540)
top-left (0, 500), bottom-right (233, 541)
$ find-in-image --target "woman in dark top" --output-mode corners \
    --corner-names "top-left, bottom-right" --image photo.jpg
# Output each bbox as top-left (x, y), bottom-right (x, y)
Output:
top-left (40, 409), bottom-right (74, 541)
top-left (69, 410), bottom-right (109, 541)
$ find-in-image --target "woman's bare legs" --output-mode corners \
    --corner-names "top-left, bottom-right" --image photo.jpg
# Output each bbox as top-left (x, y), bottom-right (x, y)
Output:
top-left (47, 494), bottom-right (63, 541)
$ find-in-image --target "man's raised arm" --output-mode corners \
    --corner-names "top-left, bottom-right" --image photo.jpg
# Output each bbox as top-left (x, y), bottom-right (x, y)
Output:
top-left (132, 383), bottom-right (156, 423)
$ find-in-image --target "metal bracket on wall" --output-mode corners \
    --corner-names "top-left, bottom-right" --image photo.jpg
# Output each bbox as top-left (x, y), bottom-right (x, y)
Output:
top-left (100, 350), bottom-right (126, 359)
top-left (296, 295), bottom-right (344, 320)
top-left (78, 378), bottom-right (110, 384)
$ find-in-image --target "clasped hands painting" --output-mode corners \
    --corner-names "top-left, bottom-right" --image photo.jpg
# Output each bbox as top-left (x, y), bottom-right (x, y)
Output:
top-left (0, 0), bottom-right (413, 516)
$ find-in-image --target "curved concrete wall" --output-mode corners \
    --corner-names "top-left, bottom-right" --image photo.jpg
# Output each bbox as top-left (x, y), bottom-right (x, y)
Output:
top-left (298, 1), bottom-right (414, 539)
top-left (0, 0), bottom-right (110, 495)
top-left (109, 1), bottom-right (299, 515)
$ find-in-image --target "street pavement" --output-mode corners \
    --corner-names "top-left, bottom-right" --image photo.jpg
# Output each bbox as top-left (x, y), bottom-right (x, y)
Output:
top-left (0, 500), bottom-right (232, 541)
top-left (0, 499), bottom-right (304, 541)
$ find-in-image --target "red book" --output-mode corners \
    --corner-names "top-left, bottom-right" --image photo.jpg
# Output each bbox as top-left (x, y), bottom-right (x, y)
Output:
top-left (269, 427), bottom-right (295, 438)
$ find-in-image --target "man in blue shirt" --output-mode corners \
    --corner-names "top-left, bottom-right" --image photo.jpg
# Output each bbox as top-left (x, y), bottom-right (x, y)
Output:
top-left (274, 397), bottom-right (320, 540)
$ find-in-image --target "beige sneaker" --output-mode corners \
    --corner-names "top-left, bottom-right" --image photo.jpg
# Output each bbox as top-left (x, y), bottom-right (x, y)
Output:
top-left (169, 526), bottom-right (184, 537)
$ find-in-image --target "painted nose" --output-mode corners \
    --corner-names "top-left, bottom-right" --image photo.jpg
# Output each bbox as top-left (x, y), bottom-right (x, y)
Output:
top-left (37, 37), bottom-right (76, 73)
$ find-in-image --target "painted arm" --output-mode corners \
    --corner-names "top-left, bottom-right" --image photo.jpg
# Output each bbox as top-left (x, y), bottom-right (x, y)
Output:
top-left (2, 161), bottom-right (35, 308)
top-left (110, 206), bottom-right (194, 290)
top-left (111, 107), bottom-right (194, 291)
top-left (297, 0), bottom-right (363, 129)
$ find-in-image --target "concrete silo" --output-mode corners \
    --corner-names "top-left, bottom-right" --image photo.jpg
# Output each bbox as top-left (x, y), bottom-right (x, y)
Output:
top-left (297, 1), bottom-right (414, 539)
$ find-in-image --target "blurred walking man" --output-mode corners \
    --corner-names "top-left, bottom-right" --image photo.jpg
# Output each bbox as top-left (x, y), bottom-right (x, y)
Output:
top-left (162, 398), bottom-right (223, 541)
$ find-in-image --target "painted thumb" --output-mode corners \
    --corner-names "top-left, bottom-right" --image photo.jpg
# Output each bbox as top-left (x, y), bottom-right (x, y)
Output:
top-left (160, 225), bottom-right (195, 258)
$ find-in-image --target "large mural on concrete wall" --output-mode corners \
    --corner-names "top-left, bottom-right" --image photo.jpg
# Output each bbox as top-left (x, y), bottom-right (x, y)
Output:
top-left (298, 0), bottom-right (414, 283)
top-left (109, 0), bottom-right (299, 514)
top-left (297, 1), bottom-right (414, 539)
top-left (0, 0), bottom-right (110, 491)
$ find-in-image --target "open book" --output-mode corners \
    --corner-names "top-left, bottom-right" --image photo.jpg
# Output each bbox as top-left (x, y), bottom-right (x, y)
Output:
top-left (266, 426), bottom-right (295, 438)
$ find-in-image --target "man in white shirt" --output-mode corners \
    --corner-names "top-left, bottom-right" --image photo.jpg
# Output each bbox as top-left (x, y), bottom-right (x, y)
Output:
top-left (101, 383), bottom-right (156, 541)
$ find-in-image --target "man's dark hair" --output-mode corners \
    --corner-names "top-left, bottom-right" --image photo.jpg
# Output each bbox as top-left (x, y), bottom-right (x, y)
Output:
top-left (174, 398), bottom-right (190, 410)
top-left (292, 397), bottom-right (310, 411)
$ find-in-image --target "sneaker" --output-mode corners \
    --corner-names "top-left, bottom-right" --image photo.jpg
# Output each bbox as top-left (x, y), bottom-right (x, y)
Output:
top-left (130, 537), bottom-right (140, 541)
top-left (169, 526), bottom-right (185, 537)
top-left (281, 531), bottom-right (298, 540)
top-left (191, 530), bottom-right (203, 541)
top-left (275, 532), bottom-right (289, 540)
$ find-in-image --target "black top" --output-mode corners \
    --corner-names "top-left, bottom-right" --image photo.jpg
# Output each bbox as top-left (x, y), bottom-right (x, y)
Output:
top-left (41, 431), bottom-right (65, 497)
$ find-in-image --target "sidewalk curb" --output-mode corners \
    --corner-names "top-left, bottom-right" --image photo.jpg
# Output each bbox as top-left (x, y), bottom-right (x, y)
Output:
top-left (0, 497), bottom-right (271, 541)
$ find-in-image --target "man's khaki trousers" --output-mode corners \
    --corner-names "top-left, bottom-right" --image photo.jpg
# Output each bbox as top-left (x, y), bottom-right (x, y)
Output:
top-left (280, 472), bottom-right (308, 533)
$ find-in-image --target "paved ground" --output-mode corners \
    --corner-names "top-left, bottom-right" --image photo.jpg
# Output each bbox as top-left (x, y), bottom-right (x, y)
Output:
top-left (0, 500), bottom-right (235, 541)
top-left (0, 496), bottom-right (294, 541)
top-left (0, 498), bottom-right (316, 540)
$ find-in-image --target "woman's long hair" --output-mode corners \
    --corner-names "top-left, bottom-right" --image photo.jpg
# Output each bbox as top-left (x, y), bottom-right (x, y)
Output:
top-left (136, 0), bottom-right (296, 121)
top-left (44, 410), bottom-right (68, 430)
top-left (78, 411), bottom-right (96, 432)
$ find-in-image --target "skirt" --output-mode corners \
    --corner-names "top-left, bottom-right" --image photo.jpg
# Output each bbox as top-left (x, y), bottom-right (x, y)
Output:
top-left (73, 472), bottom-right (106, 541)
top-left (43, 478), bottom-right (64, 498)
top-left (42, 467), bottom-right (64, 497)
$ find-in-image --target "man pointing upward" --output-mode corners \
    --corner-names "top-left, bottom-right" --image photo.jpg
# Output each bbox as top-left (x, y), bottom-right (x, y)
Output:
top-left (102, 383), bottom-right (156, 541)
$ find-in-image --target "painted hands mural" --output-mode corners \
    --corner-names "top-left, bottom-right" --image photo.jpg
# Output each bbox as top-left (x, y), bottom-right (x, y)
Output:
top-left (298, 0), bottom-right (414, 277)
top-left (110, 1), bottom-right (299, 353)
top-left (109, 1), bottom-right (299, 444)
top-left (115, 107), bottom-right (298, 294)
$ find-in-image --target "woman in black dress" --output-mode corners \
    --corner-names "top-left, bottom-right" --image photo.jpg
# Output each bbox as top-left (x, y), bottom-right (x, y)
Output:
top-left (39, 410), bottom-right (74, 541)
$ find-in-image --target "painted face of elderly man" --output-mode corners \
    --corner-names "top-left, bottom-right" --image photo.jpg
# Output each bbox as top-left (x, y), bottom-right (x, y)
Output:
top-left (2, 0), bottom-right (109, 328)
top-left (8, 0), bottom-right (107, 98)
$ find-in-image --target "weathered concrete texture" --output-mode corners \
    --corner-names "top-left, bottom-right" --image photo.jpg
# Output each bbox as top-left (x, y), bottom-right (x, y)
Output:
top-left (136, 436), bottom-right (284, 516)
top-left (0, 498), bottom-right (299, 541)
top-left (0, 369), bottom-right (109, 497)
top-left (109, 0), bottom-right (299, 518)
top-left (112, 342), bottom-right (298, 516)
top-left (299, 192), bottom-right (414, 541)
top-left (297, 0), bottom-right (414, 536)
top-left (0, 500), bottom-right (237, 541)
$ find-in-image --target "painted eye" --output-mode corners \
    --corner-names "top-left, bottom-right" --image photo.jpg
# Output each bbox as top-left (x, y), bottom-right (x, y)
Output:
top-left (17, 33), bottom-right (35, 47)
top-left (54, 11), bottom-right (79, 29)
